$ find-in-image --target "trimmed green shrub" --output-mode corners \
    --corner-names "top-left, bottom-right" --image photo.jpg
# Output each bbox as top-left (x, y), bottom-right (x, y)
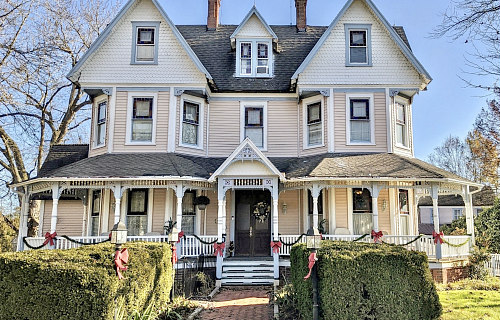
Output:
top-left (291, 241), bottom-right (442, 320)
top-left (0, 242), bottom-right (173, 320)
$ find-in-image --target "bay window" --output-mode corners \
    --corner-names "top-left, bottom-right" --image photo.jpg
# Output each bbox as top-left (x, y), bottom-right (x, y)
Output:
top-left (127, 189), bottom-right (148, 236)
top-left (353, 188), bottom-right (372, 235)
top-left (307, 102), bottom-right (322, 146)
top-left (96, 101), bottom-right (106, 146)
top-left (182, 101), bottom-right (200, 146)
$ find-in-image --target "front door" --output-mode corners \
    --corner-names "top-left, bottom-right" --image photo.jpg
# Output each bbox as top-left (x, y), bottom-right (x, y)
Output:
top-left (235, 190), bottom-right (271, 256)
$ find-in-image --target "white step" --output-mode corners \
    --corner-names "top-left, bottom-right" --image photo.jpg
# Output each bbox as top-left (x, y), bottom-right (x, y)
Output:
top-left (223, 271), bottom-right (274, 278)
top-left (223, 265), bottom-right (274, 272)
top-left (222, 260), bottom-right (273, 267)
top-left (221, 259), bottom-right (275, 286)
top-left (221, 278), bottom-right (274, 286)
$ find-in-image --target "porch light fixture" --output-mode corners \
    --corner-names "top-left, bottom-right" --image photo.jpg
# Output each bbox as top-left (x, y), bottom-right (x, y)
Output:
top-left (306, 227), bottom-right (322, 250)
top-left (193, 195), bottom-right (210, 211)
top-left (282, 202), bottom-right (287, 215)
top-left (110, 221), bottom-right (128, 249)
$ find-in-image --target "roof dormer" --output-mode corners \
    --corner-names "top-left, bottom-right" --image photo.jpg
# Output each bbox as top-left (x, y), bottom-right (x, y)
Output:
top-left (231, 7), bottom-right (278, 78)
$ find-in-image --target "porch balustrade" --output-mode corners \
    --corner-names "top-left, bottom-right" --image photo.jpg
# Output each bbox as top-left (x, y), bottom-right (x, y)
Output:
top-left (22, 234), bottom-right (470, 260)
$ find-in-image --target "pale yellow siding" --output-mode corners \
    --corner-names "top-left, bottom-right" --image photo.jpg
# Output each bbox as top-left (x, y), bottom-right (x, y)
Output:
top-left (152, 189), bottom-right (166, 233)
top-left (234, 15), bottom-right (273, 38)
top-left (335, 188), bottom-right (349, 229)
top-left (266, 100), bottom-right (299, 157)
top-left (113, 91), bottom-right (169, 152)
top-left (204, 191), bottom-right (218, 235)
top-left (208, 100), bottom-right (241, 156)
top-left (378, 189), bottom-right (391, 233)
top-left (43, 200), bottom-right (85, 236)
top-left (277, 190), bottom-right (301, 234)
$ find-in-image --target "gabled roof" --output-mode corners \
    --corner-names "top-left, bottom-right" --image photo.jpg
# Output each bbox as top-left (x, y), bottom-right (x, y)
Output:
top-left (66, 0), bottom-right (212, 82)
top-left (38, 144), bottom-right (89, 177)
top-left (291, 0), bottom-right (432, 86)
top-left (208, 138), bottom-right (285, 182)
top-left (230, 6), bottom-right (278, 41)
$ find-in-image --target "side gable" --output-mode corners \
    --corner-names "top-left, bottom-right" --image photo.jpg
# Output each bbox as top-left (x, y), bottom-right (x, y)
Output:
top-left (292, 0), bottom-right (431, 90)
top-left (68, 0), bottom-right (211, 85)
top-left (230, 7), bottom-right (278, 43)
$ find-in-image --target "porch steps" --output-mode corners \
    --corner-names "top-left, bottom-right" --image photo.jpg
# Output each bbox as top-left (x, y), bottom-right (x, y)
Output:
top-left (221, 258), bottom-right (274, 286)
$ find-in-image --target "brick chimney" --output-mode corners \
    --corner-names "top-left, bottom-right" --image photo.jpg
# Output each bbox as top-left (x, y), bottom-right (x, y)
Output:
top-left (295, 0), bottom-right (307, 32)
top-left (207, 0), bottom-right (221, 30)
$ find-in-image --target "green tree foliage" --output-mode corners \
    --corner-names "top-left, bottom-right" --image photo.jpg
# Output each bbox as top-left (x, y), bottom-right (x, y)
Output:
top-left (475, 198), bottom-right (500, 253)
top-left (0, 214), bottom-right (18, 253)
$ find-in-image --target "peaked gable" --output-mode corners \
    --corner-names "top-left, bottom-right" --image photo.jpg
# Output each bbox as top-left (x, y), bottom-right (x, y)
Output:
top-left (67, 0), bottom-right (211, 84)
top-left (292, 0), bottom-right (431, 89)
top-left (230, 7), bottom-right (278, 41)
top-left (208, 138), bottom-right (285, 182)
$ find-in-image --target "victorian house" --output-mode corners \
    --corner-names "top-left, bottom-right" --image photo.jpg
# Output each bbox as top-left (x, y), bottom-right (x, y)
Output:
top-left (14, 0), bottom-right (481, 285)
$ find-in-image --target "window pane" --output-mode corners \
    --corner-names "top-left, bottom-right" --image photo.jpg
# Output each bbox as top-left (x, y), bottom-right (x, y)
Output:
top-left (137, 28), bottom-right (154, 44)
top-left (98, 102), bottom-right (106, 122)
top-left (90, 216), bottom-right (99, 236)
top-left (353, 189), bottom-right (372, 212)
top-left (400, 215), bottom-right (409, 235)
top-left (182, 216), bottom-right (195, 235)
top-left (396, 103), bottom-right (405, 123)
top-left (182, 123), bottom-right (198, 145)
top-left (92, 191), bottom-right (101, 215)
top-left (132, 120), bottom-right (153, 141)
top-left (241, 43), bottom-right (251, 58)
top-left (351, 100), bottom-right (369, 119)
top-left (241, 59), bottom-right (252, 74)
top-left (136, 45), bottom-right (155, 61)
top-left (350, 47), bottom-right (367, 63)
top-left (246, 108), bottom-right (262, 126)
top-left (257, 43), bottom-right (268, 58)
top-left (245, 127), bottom-right (263, 147)
top-left (256, 60), bottom-right (268, 74)
top-left (396, 123), bottom-right (405, 145)
top-left (399, 190), bottom-right (408, 213)
top-left (130, 190), bottom-right (146, 214)
top-left (97, 123), bottom-right (106, 145)
top-left (308, 123), bottom-right (322, 145)
top-left (307, 103), bottom-right (321, 123)
top-left (353, 213), bottom-right (373, 235)
top-left (350, 120), bottom-right (371, 142)
top-left (183, 191), bottom-right (196, 215)
top-left (350, 31), bottom-right (366, 46)
top-left (127, 216), bottom-right (147, 236)
top-left (133, 98), bottom-right (152, 118)
top-left (183, 102), bottom-right (199, 123)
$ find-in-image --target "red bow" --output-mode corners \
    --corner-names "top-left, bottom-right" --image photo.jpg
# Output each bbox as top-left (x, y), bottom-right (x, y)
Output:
top-left (432, 231), bottom-right (444, 244)
top-left (214, 242), bottom-right (225, 257)
top-left (304, 252), bottom-right (318, 280)
top-left (270, 241), bottom-right (282, 254)
top-left (114, 248), bottom-right (129, 280)
top-left (43, 232), bottom-right (57, 246)
top-left (171, 246), bottom-right (178, 264)
top-left (177, 231), bottom-right (184, 243)
top-left (371, 230), bottom-right (383, 243)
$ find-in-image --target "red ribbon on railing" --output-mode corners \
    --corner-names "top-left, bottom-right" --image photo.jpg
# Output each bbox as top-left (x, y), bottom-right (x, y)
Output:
top-left (177, 230), bottom-right (184, 243)
top-left (114, 248), bottom-right (129, 280)
top-left (43, 232), bottom-right (57, 246)
top-left (214, 242), bottom-right (225, 257)
top-left (371, 230), bottom-right (383, 243)
top-left (171, 246), bottom-right (178, 264)
top-left (270, 241), bottom-right (282, 254)
top-left (432, 231), bottom-right (444, 244)
top-left (304, 252), bottom-right (318, 280)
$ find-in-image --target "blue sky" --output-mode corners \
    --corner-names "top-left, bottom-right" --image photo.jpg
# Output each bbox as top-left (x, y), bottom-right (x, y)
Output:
top-left (160, 0), bottom-right (496, 160)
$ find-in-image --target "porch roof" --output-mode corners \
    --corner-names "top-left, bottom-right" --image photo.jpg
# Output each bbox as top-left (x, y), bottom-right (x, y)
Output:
top-left (30, 146), bottom-right (479, 187)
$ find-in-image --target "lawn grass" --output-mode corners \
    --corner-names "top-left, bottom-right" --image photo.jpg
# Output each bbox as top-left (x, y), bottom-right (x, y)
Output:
top-left (439, 290), bottom-right (500, 320)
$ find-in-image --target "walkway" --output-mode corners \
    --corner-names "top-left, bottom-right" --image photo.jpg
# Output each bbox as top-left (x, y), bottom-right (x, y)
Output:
top-left (198, 286), bottom-right (273, 320)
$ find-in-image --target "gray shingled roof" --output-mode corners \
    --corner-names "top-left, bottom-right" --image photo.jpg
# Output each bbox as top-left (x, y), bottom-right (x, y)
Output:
top-left (177, 25), bottom-right (411, 92)
top-left (37, 145), bottom-right (473, 184)
top-left (418, 186), bottom-right (495, 207)
top-left (38, 144), bottom-right (89, 177)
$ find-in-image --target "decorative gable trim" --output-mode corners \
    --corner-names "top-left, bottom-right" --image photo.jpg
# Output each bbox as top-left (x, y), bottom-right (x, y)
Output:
top-left (208, 137), bottom-right (285, 182)
top-left (67, 0), bottom-right (212, 82)
top-left (230, 6), bottom-right (278, 47)
top-left (291, 0), bottom-right (432, 86)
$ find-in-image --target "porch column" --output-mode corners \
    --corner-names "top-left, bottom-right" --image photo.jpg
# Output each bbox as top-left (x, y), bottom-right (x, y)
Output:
top-left (16, 189), bottom-right (30, 251)
top-left (431, 184), bottom-right (442, 259)
top-left (272, 185), bottom-right (279, 282)
top-left (50, 184), bottom-right (61, 234)
top-left (216, 184), bottom-right (226, 284)
top-left (371, 183), bottom-right (382, 232)
top-left (311, 184), bottom-right (321, 229)
top-left (464, 185), bottom-right (475, 244)
top-left (111, 184), bottom-right (126, 224)
top-left (175, 184), bottom-right (185, 232)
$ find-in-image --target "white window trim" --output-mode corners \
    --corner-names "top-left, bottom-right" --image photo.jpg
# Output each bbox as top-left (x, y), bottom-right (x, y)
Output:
top-left (302, 96), bottom-right (325, 150)
top-left (394, 96), bottom-right (411, 150)
top-left (124, 189), bottom-right (153, 234)
top-left (344, 24), bottom-right (372, 67)
top-left (240, 101), bottom-right (268, 151)
top-left (87, 189), bottom-right (102, 236)
top-left (93, 98), bottom-right (107, 149)
top-left (345, 93), bottom-right (375, 145)
top-left (453, 208), bottom-right (463, 220)
top-left (125, 92), bottom-right (158, 145)
top-left (131, 21), bottom-right (160, 65)
top-left (179, 95), bottom-right (204, 150)
top-left (235, 38), bottom-right (273, 78)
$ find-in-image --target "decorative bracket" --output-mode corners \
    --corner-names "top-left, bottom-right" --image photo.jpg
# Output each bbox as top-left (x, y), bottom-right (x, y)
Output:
top-left (102, 88), bottom-right (112, 96)
top-left (174, 88), bottom-right (185, 96)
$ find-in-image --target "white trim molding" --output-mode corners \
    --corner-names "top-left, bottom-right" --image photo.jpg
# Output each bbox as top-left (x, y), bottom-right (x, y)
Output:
top-left (125, 92), bottom-right (158, 145)
top-left (239, 101), bottom-right (268, 151)
top-left (345, 92), bottom-right (375, 145)
top-left (302, 95), bottom-right (325, 150)
top-left (179, 94), bottom-right (205, 150)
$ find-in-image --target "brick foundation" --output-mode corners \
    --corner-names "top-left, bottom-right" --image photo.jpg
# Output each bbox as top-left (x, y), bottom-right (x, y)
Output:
top-left (430, 265), bottom-right (469, 284)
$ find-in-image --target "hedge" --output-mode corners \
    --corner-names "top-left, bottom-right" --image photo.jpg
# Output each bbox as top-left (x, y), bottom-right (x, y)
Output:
top-left (0, 242), bottom-right (173, 320)
top-left (291, 241), bottom-right (442, 320)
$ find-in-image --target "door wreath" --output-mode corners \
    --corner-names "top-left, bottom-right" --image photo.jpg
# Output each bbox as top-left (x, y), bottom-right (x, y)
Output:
top-left (252, 201), bottom-right (271, 223)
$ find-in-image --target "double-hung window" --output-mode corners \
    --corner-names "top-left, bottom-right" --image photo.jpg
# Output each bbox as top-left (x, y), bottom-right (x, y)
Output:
top-left (237, 40), bottom-right (272, 77)
top-left (127, 189), bottom-right (148, 236)
top-left (453, 208), bottom-right (463, 220)
top-left (349, 98), bottom-right (372, 143)
top-left (395, 101), bottom-right (408, 147)
top-left (182, 190), bottom-right (196, 235)
top-left (307, 102), bottom-right (322, 146)
top-left (182, 101), bottom-right (200, 146)
top-left (89, 190), bottom-right (101, 236)
top-left (244, 106), bottom-right (264, 148)
top-left (353, 188), bottom-right (373, 235)
top-left (257, 43), bottom-right (269, 74)
top-left (96, 101), bottom-right (106, 146)
top-left (399, 190), bottom-right (409, 235)
top-left (240, 42), bottom-right (252, 75)
top-left (131, 97), bottom-right (153, 142)
top-left (345, 24), bottom-right (371, 66)
top-left (131, 22), bottom-right (159, 64)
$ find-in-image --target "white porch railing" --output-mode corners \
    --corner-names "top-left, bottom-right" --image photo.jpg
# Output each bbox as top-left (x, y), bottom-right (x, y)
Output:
top-left (486, 254), bottom-right (500, 277)
top-left (179, 235), bottom-right (217, 257)
top-left (277, 234), bottom-right (471, 259)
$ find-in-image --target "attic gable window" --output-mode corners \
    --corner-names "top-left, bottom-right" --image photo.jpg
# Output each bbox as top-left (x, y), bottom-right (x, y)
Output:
top-left (131, 22), bottom-right (160, 64)
top-left (345, 24), bottom-right (372, 66)
top-left (236, 39), bottom-right (272, 77)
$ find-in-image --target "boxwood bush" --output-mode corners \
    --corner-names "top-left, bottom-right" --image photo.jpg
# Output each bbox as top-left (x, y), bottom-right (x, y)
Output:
top-left (0, 242), bottom-right (173, 320)
top-left (291, 241), bottom-right (441, 320)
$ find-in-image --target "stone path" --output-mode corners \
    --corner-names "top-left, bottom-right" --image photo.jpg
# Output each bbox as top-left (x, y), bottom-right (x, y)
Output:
top-left (198, 286), bottom-right (273, 320)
